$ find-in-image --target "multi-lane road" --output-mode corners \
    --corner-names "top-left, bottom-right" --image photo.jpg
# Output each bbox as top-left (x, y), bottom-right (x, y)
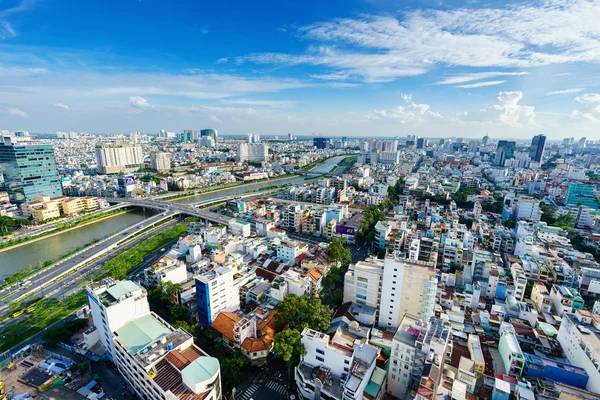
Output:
top-left (0, 211), bottom-right (178, 310)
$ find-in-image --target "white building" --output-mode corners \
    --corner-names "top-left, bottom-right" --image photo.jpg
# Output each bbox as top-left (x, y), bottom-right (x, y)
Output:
top-left (378, 252), bottom-right (437, 330)
top-left (513, 198), bottom-right (541, 221)
top-left (196, 266), bottom-right (240, 326)
top-left (86, 279), bottom-right (151, 362)
top-left (237, 142), bottom-right (268, 163)
top-left (87, 279), bottom-right (222, 400)
top-left (343, 259), bottom-right (384, 311)
top-left (295, 328), bottom-right (384, 400)
top-left (95, 143), bottom-right (144, 174)
top-left (150, 152), bottom-right (171, 172)
top-left (277, 238), bottom-right (303, 263)
top-left (229, 219), bottom-right (251, 237)
top-left (557, 314), bottom-right (600, 393)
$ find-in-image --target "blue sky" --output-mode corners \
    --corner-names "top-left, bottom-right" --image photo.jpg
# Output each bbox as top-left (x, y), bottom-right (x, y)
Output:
top-left (1, 0), bottom-right (600, 139)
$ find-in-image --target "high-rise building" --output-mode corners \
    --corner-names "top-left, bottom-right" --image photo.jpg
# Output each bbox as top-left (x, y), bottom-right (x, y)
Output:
top-left (200, 128), bottom-right (218, 143)
top-left (288, 132), bottom-right (293, 141)
top-left (566, 183), bottom-right (598, 209)
top-left (482, 135), bottom-right (490, 146)
top-left (237, 142), bottom-right (268, 163)
top-left (416, 137), bottom-right (425, 149)
top-left (86, 279), bottom-right (222, 400)
top-left (196, 266), bottom-right (240, 326)
top-left (313, 137), bottom-right (330, 149)
top-left (493, 140), bottom-right (516, 166)
top-left (579, 137), bottom-right (587, 148)
top-left (378, 251), bottom-right (437, 330)
top-left (198, 136), bottom-right (216, 148)
top-left (180, 129), bottom-right (199, 142)
top-left (150, 152), bottom-right (171, 172)
top-left (95, 143), bottom-right (144, 174)
top-left (529, 134), bottom-right (546, 162)
top-left (343, 259), bottom-right (384, 311)
top-left (0, 134), bottom-right (62, 204)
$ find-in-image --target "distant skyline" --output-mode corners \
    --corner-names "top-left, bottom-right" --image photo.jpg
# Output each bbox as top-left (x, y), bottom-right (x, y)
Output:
top-left (1, 0), bottom-right (600, 139)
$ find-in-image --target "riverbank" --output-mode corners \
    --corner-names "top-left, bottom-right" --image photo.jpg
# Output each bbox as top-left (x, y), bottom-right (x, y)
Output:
top-left (0, 209), bottom-right (129, 253)
top-left (164, 173), bottom-right (302, 202)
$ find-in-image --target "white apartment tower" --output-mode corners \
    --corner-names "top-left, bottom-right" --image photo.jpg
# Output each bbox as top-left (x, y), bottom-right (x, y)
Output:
top-left (343, 258), bottom-right (384, 311)
top-left (378, 251), bottom-right (437, 330)
top-left (95, 143), bottom-right (144, 174)
top-left (237, 142), bottom-right (268, 163)
top-left (150, 152), bottom-right (171, 172)
top-left (87, 279), bottom-right (222, 400)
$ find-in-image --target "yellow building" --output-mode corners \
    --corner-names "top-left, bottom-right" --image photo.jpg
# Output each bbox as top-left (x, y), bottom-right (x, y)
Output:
top-left (468, 334), bottom-right (486, 378)
top-left (21, 195), bottom-right (101, 222)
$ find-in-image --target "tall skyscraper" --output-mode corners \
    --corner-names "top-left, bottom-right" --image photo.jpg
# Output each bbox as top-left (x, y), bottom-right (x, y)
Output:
top-left (150, 152), bottom-right (171, 172)
top-left (0, 134), bottom-right (62, 204)
top-left (237, 142), bottom-right (268, 163)
top-left (313, 137), bottom-right (330, 149)
top-left (416, 137), bottom-right (426, 149)
top-left (180, 129), bottom-right (199, 142)
top-left (482, 135), bottom-right (490, 146)
top-left (530, 134), bottom-right (546, 162)
top-left (494, 140), bottom-right (516, 166)
top-left (95, 143), bottom-right (144, 174)
top-left (200, 128), bottom-right (218, 143)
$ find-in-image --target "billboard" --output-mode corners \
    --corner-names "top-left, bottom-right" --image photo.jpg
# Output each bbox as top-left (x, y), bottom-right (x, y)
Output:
top-left (336, 225), bottom-right (355, 235)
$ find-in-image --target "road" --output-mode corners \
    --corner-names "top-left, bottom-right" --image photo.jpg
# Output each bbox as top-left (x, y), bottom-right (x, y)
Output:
top-left (0, 219), bottom-right (179, 330)
top-left (0, 211), bottom-right (178, 310)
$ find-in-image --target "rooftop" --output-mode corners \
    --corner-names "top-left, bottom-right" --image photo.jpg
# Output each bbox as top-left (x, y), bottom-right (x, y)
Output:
top-left (115, 313), bottom-right (170, 356)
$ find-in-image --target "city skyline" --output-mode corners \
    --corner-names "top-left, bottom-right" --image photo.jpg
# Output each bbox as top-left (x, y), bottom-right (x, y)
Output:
top-left (0, 0), bottom-right (599, 138)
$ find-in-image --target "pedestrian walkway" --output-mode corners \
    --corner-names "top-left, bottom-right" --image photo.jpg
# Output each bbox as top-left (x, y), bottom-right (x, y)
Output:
top-left (238, 383), bottom-right (259, 400)
top-left (265, 380), bottom-right (287, 395)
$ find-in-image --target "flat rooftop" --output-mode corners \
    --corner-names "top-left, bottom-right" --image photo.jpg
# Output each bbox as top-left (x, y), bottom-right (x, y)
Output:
top-left (115, 313), bottom-right (170, 355)
top-left (394, 314), bottom-right (422, 346)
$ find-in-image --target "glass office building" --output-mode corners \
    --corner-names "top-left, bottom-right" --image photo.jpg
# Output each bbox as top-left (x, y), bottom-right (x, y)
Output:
top-left (0, 136), bottom-right (62, 204)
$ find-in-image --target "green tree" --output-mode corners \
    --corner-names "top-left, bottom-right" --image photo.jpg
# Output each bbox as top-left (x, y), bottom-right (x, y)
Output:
top-left (220, 359), bottom-right (242, 394)
top-left (540, 202), bottom-right (557, 225)
top-left (322, 266), bottom-right (341, 290)
top-left (172, 320), bottom-right (196, 336)
top-left (170, 304), bottom-right (189, 323)
top-left (502, 220), bottom-right (517, 229)
top-left (273, 329), bottom-right (307, 387)
top-left (553, 214), bottom-right (576, 229)
top-left (275, 294), bottom-right (333, 332)
top-left (0, 216), bottom-right (17, 234)
top-left (328, 239), bottom-right (351, 266)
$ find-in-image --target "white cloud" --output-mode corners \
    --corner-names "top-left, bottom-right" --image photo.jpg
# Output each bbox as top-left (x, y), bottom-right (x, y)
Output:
top-left (220, 98), bottom-right (295, 108)
top-left (0, 65), bottom-right (47, 75)
top-left (368, 93), bottom-right (443, 123)
top-left (240, 1), bottom-right (600, 82)
top-left (478, 91), bottom-right (536, 127)
top-left (3, 107), bottom-right (27, 118)
top-left (129, 96), bottom-right (152, 111)
top-left (216, 57), bottom-right (228, 64)
top-left (0, 21), bottom-right (16, 39)
top-left (53, 103), bottom-right (70, 111)
top-left (546, 88), bottom-right (584, 95)
top-left (310, 71), bottom-right (355, 81)
top-left (575, 93), bottom-right (600, 104)
top-left (456, 80), bottom-right (506, 89)
top-left (437, 72), bottom-right (527, 85)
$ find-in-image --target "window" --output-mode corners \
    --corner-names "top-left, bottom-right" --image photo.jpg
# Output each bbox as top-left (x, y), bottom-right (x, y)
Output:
top-left (316, 349), bottom-right (325, 355)
top-left (344, 367), bottom-right (349, 372)
top-left (316, 356), bottom-right (325, 362)
top-left (357, 277), bottom-right (368, 283)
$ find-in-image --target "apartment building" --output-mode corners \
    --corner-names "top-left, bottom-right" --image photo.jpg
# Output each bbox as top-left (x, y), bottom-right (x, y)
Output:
top-left (87, 279), bottom-right (221, 400)
top-left (196, 266), bottom-right (240, 327)
top-left (150, 152), bottom-right (171, 172)
top-left (498, 323), bottom-right (525, 377)
top-left (295, 328), bottom-right (385, 400)
top-left (550, 285), bottom-right (584, 316)
top-left (530, 281), bottom-right (552, 314)
top-left (378, 252), bottom-right (437, 330)
top-left (343, 258), bottom-right (384, 311)
top-left (95, 143), bottom-right (144, 174)
top-left (557, 314), bottom-right (600, 393)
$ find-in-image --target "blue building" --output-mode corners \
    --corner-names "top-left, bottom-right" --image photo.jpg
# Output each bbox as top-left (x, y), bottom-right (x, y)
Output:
top-left (313, 137), bottom-right (330, 149)
top-left (0, 135), bottom-right (62, 204)
top-left (195, 266), bottom-right (239, 327)
top-left (524, 353), bottom-right (589, 389)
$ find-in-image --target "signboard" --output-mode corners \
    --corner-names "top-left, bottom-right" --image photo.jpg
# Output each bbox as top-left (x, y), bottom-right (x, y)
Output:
top-left (336, 225), bottom-right (355, 235)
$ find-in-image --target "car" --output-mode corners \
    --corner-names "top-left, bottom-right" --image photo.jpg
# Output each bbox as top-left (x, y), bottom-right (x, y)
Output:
top-left (12, 310), bottom-right (24, 318)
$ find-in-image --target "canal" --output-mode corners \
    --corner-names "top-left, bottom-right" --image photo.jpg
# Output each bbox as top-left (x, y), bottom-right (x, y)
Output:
top-left (0, 155), bottom-right (348, 279)
top-left (173, 156), bottom-right (347, 205)
top-left (0, 209), bottom-right (156, 280)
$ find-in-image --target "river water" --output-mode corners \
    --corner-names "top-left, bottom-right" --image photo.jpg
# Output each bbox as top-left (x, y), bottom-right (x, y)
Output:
top-left (0, 156), bottom-right (346, 279)
top-left (0, 209), bottom-right (154, 280)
